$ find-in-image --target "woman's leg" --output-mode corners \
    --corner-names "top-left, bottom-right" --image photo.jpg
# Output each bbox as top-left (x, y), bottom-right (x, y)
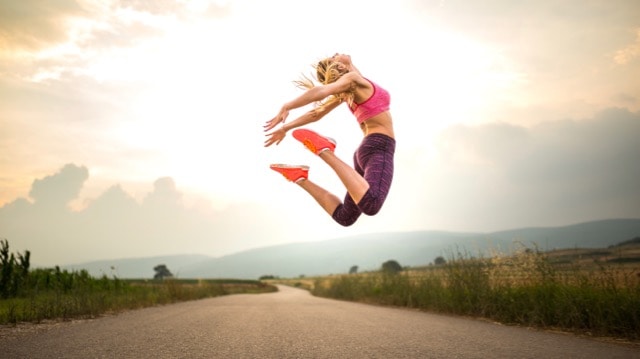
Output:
top-left (318, 133), bottom-right (395, 215)
top-left (291, 128), bottom-right (369, 203)
top-left (296, 177), bottom-right (363, 226)
top-left (351, 134), bottom-right (396, 215)
top-left (318, 151), bottom-right (370, 204)
top-left (269, 163), bottom-right (362, 226)
top-left (296, 179), bottom-right (342, 215)
top-left (287, 129), bottom-right (394, 225)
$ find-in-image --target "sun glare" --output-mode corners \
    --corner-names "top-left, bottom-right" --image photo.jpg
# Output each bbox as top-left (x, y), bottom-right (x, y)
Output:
top-left (17, 0), bottom-right (522, 209)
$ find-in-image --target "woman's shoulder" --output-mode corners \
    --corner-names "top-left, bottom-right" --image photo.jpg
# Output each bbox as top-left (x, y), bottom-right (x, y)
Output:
top-left (342, 71), bottom-right (371, 88)
top-left (328, 72), bottom-right (371, 97)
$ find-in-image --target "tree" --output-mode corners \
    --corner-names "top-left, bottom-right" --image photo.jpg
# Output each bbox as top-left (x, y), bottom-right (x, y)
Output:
top-left (349, 265), bottom-right (358, 274)
top-left (434, 256), bottom-right (446, 266)
top-left (153, 264), bottom-right (173, 280)
top-left (381, 260), bottom-right (402, 274)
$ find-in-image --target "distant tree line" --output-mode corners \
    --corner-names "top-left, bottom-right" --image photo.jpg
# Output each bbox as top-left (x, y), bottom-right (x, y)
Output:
top-left (348, 257), bottom-right (447, 276)
top-left (259, 256), bottom-right (450, 280)
top-left (259, 275), bottom-right (278, 280)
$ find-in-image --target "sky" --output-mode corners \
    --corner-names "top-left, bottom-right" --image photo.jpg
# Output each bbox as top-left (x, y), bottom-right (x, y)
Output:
top-left (1, 0), bottom-right (639, 267)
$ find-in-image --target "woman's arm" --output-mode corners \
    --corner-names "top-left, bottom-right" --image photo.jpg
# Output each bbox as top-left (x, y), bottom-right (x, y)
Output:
top-left (264, 72), bottom-right (358, 132)
top-left (264, 99), bottom-right (341, 147)
top-left (285, 73), bottom-right (357, 111)
top-left (283, 99), bottom-right (341, 131)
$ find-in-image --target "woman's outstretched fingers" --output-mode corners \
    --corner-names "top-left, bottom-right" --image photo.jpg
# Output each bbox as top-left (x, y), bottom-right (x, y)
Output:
top-left (264, 128), bottom-right (286, 147)
top-left (263, 117), bottom-right (280, 131)
top-left (264, 108), bottom-right (289, 132)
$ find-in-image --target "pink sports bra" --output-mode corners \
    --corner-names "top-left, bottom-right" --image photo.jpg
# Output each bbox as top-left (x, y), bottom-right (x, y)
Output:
top-left (348, 78), bottom-right (391, 124)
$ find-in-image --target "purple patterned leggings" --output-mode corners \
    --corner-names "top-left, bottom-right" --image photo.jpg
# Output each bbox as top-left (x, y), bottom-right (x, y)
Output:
top-left (331, 133), bottom-right (396, 226)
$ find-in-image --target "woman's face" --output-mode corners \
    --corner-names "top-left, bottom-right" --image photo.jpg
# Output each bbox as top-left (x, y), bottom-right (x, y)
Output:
top-left (317, 54), bottom-right (351, 83)
top-left (327, 53), bottom-right (350, 73)
top-left (332, 53), bottom-right (351, 65)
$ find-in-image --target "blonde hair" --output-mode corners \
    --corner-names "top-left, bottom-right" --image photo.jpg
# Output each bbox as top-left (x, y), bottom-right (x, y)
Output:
top-left (293, 58), bottom-right (355, 111)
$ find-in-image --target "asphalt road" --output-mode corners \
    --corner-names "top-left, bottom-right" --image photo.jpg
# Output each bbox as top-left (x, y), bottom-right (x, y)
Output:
top-left (1, 285), bottom-right (638, 358)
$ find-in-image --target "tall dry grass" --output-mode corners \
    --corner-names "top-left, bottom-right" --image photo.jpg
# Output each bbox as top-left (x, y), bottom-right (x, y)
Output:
top-left (312, 247), bottom-right (640, 340)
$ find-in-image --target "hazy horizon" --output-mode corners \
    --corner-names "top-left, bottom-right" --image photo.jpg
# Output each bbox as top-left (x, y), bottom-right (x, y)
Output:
top-left (2, 0), bottom-right (639, 267)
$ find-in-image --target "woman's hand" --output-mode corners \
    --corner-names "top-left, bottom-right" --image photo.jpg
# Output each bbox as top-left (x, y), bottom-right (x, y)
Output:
top-left (264, 127), bottom-right (286, 147)
top-left (263, 106), bottom-right (290, 147)
top-left (264, 107), bottom-right (289, 132)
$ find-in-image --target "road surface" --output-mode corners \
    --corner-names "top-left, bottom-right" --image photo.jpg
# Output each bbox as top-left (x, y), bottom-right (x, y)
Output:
top-left (1, 285), bottom-right (638, 358)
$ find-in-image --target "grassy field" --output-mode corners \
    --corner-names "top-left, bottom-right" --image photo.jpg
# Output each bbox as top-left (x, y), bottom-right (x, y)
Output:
top-left (272, 241), bottom-right (640, 341)
top-left (4, 237), bottom-right (639, 341)
top-left (0, 275), bottom-right (276, 325)
top-left (0, 239), bottom-right (277, 325)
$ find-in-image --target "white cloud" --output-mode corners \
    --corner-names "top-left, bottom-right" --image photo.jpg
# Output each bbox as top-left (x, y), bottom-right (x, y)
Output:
top-left (614, 28), bottom-right (640, 65)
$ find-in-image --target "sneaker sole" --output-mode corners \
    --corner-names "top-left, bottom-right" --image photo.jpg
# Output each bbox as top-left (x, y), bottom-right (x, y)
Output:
top-left (270, 164), bottom-right (310, 170)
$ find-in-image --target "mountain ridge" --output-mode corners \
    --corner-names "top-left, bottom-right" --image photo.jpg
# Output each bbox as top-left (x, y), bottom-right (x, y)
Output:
top-left (62, 218), bottom-right (640, 279)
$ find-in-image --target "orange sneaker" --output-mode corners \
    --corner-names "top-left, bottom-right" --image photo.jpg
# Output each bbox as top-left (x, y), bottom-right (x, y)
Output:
top-left (292, 128), bottom-right (336, 155)
top-left (270, 164), bottom-right (309, 183)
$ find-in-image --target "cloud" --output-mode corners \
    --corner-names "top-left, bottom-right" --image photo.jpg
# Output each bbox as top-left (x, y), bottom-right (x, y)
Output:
top-left (0, 0), bottom-right (232, 52)
top-left (28, 163), bottom-right (89, 207)
top-left (412, 107), bottom-right (640, 230)
top-left (420, 1), bottom-right (640, 109)
top-left (507, 109), bottom-right (640, 186)
top-left (113, 0), bottom-right (231, 17)
top-left (614, 28), bottom-right (640, 65)
top-left (0, 0), bottom-right (232, 85)
top-left (0, 0), bottom-right (86, 50)
top-left (0, 163), bottom-right (284, 267)
top-left (84, 184), bottom-right (138, 216)
top-left (143, 177), bottom-right (182, 208)
top-left (114, 0), bottom-right (185, 15)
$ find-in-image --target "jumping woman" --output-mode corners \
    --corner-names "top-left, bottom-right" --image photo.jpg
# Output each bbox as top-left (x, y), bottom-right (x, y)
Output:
top-left (264, 53), bottom-right (395, 226)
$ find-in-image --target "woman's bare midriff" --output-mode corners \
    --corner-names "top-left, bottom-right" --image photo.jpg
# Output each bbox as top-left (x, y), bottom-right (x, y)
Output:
top-left (359, 111), bottom-right (394, 138)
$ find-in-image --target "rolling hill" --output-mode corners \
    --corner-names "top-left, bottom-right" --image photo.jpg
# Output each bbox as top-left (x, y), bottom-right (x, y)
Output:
top-left (62, 218), bottom-right (640, 279)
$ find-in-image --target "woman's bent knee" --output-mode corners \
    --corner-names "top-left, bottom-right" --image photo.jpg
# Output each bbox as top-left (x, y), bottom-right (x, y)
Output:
top-left (357, 191), bottom-right (383, 216)
top-left (331, 204), bottom-right (360, 226)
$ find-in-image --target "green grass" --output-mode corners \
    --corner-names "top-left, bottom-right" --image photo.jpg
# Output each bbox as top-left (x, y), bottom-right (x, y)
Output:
top-left (310, 248), bottom-right (640, 341)
top-left (0, 276), bottom-right (276, 325)
top-left (0, 239), bottom-right (277, 325)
